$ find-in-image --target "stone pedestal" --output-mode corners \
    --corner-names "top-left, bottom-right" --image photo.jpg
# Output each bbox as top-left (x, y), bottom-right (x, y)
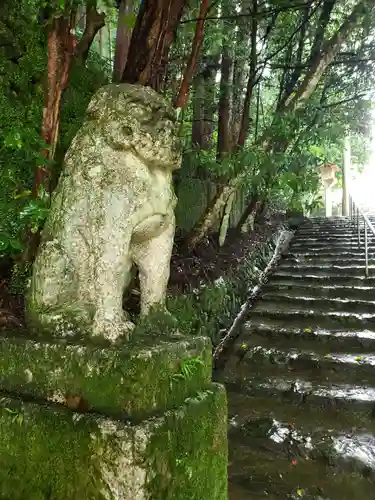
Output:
top-left (0, 332), bottom-right (228, 499)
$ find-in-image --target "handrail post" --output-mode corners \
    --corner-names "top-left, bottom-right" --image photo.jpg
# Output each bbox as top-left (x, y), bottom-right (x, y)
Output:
top-left (358, 208), bottom-right (361, 245)
top-left (365, 224), bottom-right (369, 278)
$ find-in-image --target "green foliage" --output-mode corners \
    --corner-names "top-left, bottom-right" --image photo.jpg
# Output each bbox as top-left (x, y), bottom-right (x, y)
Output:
top-left (0, 0), bottom-right (109, 259)
top-left (172, 356), bottom-right (205, 382)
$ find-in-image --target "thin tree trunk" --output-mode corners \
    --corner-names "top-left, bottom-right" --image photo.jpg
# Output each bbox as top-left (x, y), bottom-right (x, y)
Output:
top-left (217, 14), bottom-right (233, 157)
top-left (285, 0), bottom-right (372, 111)
top-left (74, 2), bottom-right (105, 65)
top-left (192, 74), bottom-right (205, 147)
top-left (112, 0), bottom-right (133, 82)
top-left (237, 0), bottom-right (258, 147)
top-left (231, 1), bottom-right (248, 146)
top-left (34, 14), bottom-right (76, 197)
top-left (121, 0), bottom-right (187, 91)
top-left (174, 0), bottom-right (210, 108)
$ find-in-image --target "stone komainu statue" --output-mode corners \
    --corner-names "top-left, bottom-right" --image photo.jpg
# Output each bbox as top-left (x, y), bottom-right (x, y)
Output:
top-left (26, 84), bottom-right (181, 341)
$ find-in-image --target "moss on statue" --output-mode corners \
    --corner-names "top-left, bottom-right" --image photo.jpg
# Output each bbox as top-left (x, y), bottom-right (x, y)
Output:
top-left (146, 385), bottom-right (228, 500)
top-left (0, 332), bottom-right (212, 419)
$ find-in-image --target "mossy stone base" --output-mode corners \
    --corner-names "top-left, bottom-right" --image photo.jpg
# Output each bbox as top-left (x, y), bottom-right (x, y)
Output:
top-left (0, 383), bottom-right (228, 500)
top-left (0, 332), bottom-right (211, 419)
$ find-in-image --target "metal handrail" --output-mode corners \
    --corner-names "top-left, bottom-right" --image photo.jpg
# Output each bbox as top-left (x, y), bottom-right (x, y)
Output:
top-left (349, 193), bottom-right (375, 277)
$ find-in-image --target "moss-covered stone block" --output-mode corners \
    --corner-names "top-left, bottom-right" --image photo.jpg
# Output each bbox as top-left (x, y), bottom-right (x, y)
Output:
top-left (0, 383), bottom-right (228, 500)
top-left (0, 332), bottom-right (212, 419)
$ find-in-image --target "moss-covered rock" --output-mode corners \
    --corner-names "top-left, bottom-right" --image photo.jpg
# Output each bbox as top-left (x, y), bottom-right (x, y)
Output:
top-left (0, 384), bottom-right (227, 500)
top-left (0, 332), bottom-right (211, 419)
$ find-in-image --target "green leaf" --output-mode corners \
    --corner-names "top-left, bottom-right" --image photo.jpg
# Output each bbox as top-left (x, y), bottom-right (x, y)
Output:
top-left (123, 13), bottom-right (137, 29)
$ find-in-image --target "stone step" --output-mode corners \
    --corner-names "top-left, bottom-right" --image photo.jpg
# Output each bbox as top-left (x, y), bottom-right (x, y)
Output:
top-left (262, 282), bottom-right (375, 300)
top-left (277, 263), bottom-right (375, 277)
top-left (259, 293), bottom-right (375, 314)
top-left (298, 230), bottom-right (361, 236)
top-left (235, 324), bottom-right (375, 353)
top-left (229, 424), bottom-right (375, 499)
top-left (224, 345), bottom-right (375, 387)
top-left (284, 255), bottom-right (373, 265)
top-left (247, 308), bottom-right (375, 331)
top-left (294, 234), bottom-right (375, 241)
top-left (271, 271), bottom-right (375, 286)
top-left (227, 380), bottom-right (375, 434)
top-left (225, 378), bottom-right (375, 418)
top-left (290, 242), bottom-right (375, 251)
top-left (286, 248), bottom-right (375, 257)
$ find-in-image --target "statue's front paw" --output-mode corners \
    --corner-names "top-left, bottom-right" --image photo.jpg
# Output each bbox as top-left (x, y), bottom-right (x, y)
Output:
top-left (93, 318), bottom-right (136, 342)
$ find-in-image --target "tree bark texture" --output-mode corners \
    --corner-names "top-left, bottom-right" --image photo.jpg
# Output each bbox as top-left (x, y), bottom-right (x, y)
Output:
top-left (217, 11), bottom-right (234, 157)
top-left (237, 0), bottom-right (258, 147)
top-left (34, 14), bottom-right (76, 197)
top-left (121, 0), bottom-right (188, 92)
top-left (112, 0), bottom-right (133, 82)
top-left (174, 0), bottom-right (210, 108)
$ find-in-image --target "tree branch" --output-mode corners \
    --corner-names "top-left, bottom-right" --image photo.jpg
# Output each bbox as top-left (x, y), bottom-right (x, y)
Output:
top-left (75, 2), bottom-right (105, 65)
top-left (322, 92), bottom-right (368, 109)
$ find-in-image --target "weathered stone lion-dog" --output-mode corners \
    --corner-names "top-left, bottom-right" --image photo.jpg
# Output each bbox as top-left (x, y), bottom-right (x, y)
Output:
top-left (27, 84), bottom-right (181, 341)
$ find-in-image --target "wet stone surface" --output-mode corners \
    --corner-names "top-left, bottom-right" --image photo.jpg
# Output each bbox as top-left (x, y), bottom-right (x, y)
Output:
top-left (217, 217), bottom-right (375, 499)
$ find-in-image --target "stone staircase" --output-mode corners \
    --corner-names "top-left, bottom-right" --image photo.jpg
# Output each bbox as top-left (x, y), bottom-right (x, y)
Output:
top-left (218, 217), bottom-right (375, 500)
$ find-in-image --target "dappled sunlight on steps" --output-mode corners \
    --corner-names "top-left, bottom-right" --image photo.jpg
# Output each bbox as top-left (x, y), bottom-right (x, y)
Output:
top-left (217, 216), bottom-right (375, 499)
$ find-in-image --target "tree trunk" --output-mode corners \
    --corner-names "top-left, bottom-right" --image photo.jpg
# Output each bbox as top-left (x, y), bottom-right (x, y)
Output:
top-left (185, 0), bottom-right (373, 250)
top-left (174, 0), bottom-right (210, 108)
top-left (231, 1), bottom-right (248, 146)
top-left (121, 0), bottom-right (188, 92)
top-left (236, 196), bottom-right (258, 232)
top-left (217, 12), bottom-right (234, 157)
top-left (34, 14), bottom-right (76, 197)
top-left (237, 0), bottom-right (257, 147)
top-left (192, 73), bottom-right (205, 147)
top-left (112, 0), bottom-right (134, 83)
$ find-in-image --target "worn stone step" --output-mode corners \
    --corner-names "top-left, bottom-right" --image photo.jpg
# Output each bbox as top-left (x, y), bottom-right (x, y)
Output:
top-left (247, 308), bottom-right (375, 331)
top-left (225, 345), bottom-right (375, 387)
top-left (224, 378), bottom-right (375, 417)
top-left (277, 263), bottom-right (375, 277)
top-left (226, 385), bottom-right (375, 436)
top-left (286, 249), bottom-right (375, 258)
top-left (297, 227), bottom-right (362, 232)
top-left (295, 229), bottom-right (373, 235)
top-left (259, 293), bottom-right (375, 314)
top-left (290, 242), bottom-right (375, 252)
top-left (229, 428), bottom-right (375, 499)
top-left (229, 405), bottom-right (375, 479)
top-left (262, 282), bottom-right (375, 301)
top-left (235, 324), bottom-right (375, 353)
top-left (271, 271), bottom-right (375, 286)
top-left (294, 234), bottom-right (375, 241)
top-left (284, 255), bottom-right (373, 266)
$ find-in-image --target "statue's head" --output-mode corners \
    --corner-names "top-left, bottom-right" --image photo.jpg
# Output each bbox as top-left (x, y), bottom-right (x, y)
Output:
top-left (85, 84), bottom-right (181, 170)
